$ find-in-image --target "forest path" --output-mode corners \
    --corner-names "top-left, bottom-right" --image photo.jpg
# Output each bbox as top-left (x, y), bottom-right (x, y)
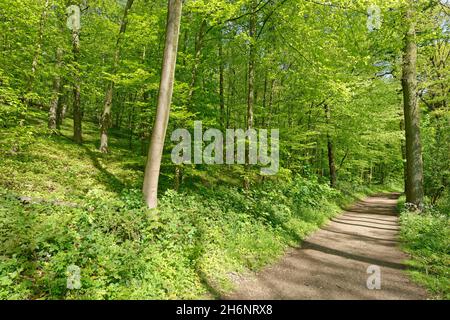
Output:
top-left (226, 193), bottom-right (428, 300)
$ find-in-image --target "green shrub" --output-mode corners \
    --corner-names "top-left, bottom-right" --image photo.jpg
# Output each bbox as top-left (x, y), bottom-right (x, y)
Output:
top-left (399, 200), bottom-right (450, 300)
top-left (0, 175), bottom-right (375, 300)
top-left (0, 112), bottom-right (390, 300)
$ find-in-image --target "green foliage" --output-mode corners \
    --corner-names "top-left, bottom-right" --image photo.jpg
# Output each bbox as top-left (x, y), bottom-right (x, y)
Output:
top-left (0, 71), bottom-right (27, 128)
top-left (422, 111), bottom-right (450, 205)
top-left (0, 177), bottom-right (365, 300)
top-left (0, 0), bottom-right (448, 301)
top-left (399, 197), bottom-right (450, 300)
top-left (0, 113), bottom-right (386, 299)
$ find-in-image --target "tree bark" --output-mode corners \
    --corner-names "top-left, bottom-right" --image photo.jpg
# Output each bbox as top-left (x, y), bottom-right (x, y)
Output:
top-left (143, 0), bottom-right (183, 209)
top-left (72, 25), bottom-right (82, 144)
top-left (48, 47), bottom-right (63, 129)
top-left (99, 0), bottom-right (135, 153)
top-left (219, 31), bottom-right (225, 129)
top-left (261, 72), bottom-right (268, 127)
top-left (400, 116), bottom-right (407, 192)
top-left (247, 1), bottom-right (256, 131)
top-left (243, 0), bottom-right (257, 190)
top-left (28, 0), bottom-right (50, 94)
top-left (267, 79), bottom-right (275, 128)
top-left (402, 6), bottom-right (424, 209)
top-left (56, 84), bottom-right (67, 130)
top-left (325, 104), bottom-right (337, 188)
top-left (187, 19), bottom-right (207, 105)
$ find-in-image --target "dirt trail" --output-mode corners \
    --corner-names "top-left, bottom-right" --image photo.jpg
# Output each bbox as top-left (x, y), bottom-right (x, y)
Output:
top-left (227, 193), bottom-right (428, 300)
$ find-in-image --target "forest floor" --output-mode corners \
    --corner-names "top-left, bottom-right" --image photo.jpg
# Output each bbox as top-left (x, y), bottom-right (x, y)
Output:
top-left (226, 193), bottom-right (429, 300)
top-left (1, 110), bottom-right (398, 299)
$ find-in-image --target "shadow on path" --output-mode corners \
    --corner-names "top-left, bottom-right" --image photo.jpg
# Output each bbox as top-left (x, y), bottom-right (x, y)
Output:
top-left (225, 193), bottom-right (428, 300)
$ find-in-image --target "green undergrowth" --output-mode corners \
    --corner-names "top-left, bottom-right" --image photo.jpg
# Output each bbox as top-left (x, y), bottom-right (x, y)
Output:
top-left (398, 196), bottom-right (450, 300)
top-left (0, 110), bottom-right (395, 300)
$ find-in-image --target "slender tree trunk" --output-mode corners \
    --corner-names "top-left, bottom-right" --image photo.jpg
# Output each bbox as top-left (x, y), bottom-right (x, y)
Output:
top-left (142, 45), bottom-right (146, 63)
top-left (261, 72), bottom-right (267, 127)
top-left (247, 1), bottom-right (256, 131)
top-left (56, 84), bottom-right (67, 130)
top-left (182, 28), bottom-right (188, 63)
top-left (267, 79), bottom-right (275, 128)
top-left (187, 19), bottom-right (207, 104)
top-left (48, 48), bottom-right (63, 129)
top-left (143, 0), bottom-right (183, 209)
top-left (319, 147), bottom-right (324, 177)
top-left (380, 162), bottom-right (386, 185)
top-left (400, 116), bottom-right (407, 192)
top-left (402, 6), bottom-right (424, 209)
top-left (325, 104), bottom-right (337, 188)
top-left (174, 165), bottom-right (181, 191)
top-left (71, 25), bottom-right (82, 144)
top-left (99, 0), bottom-right (135, 153)
top-left (28, 0), bottom-right (50, 94)
top-left (128, 98), bottom-right (135, 150)
top-left (244, 0), bottom-right (257, 190)
top-left (219, 31), bottom-right (225, 129)
top-left (327, 137), bottom-right (337, 188)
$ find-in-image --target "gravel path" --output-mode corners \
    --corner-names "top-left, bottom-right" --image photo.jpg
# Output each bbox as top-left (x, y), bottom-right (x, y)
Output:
top-left (227, 193), bottom-right (428, 300)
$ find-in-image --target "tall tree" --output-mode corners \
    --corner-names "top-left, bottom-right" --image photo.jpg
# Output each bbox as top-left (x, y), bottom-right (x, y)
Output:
top-left (247, 0), bottom-right (256, 132)
top-left (219, 29), bottom-right (225, 129)
top-left (325, 104), bottom-right (337, 188)
top-left (28, 0), bottom-right (50, 94)
top-left (244, 0), bottom-right (257, 190)
top-left (187, 19), bottom-right (207, 104)
top-left (402, 5), bottom-right (424, 209)
top-left (68, 4), bottom-right (82, 144)
top-left (48, 48), bottom-right (63, 129)
top-left (99, 0), bottom-right (135, 153)
top-left (143, 0), bottom-right (183, 209)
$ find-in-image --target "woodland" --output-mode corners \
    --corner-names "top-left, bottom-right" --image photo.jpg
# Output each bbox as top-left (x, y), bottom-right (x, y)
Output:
top-left (0, 0), bottom-right (448, 300)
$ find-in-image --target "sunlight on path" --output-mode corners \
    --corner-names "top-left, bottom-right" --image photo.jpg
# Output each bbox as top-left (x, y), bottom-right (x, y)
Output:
top-left (227, 194), bottom-right (428, 300)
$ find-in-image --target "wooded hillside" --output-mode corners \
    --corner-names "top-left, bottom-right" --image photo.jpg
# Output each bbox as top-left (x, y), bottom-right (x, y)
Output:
top-left (0, 0), bottom-right (448, 300)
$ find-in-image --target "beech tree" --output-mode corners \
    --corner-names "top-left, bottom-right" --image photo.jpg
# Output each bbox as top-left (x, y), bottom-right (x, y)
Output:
top-left (143, 0), bottom-right (183, 209)
top-left (401, 4), bottom-right (424, 210)
top-left (67, 4), bottom-right (83, 144)
top-left (48, 47), bottom-right (63, 129)
top-left (99, 0), bottom-right (135, 153)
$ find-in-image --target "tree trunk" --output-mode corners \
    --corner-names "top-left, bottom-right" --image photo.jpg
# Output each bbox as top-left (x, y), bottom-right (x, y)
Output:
top-left (56, 85), bottom-right (67, 130)
top-left (128, 102), bottom-right (135, 150)
top-left (325, 104), bottom-right (337, 188)
top-left (72, 26), bottom-right (82, 144)
top-left (68, 18), bottom-right (83, 144)
top-left (400, 116), bottom-right (407, 192)
top-left (267, 79), bottom-right (275, 128)
top-left (247, 1), bottom-right (256, 131)
top-left (402, 6), bottom-right (424, 210)
top-left (99, 0), bottom-right (135, 153)
top-left (48, 47), bottom-right (63, 130)
top-left (174, 165), bottom-right (181, 191)
top-left (219, 31), bottom-right (225, 129)
top-left (143, 0), bottom-right (183, 209)
top-left (244, 0), bottom-right (257, 190)
top-left (227, 68), bottom-right (236, 129)
top-left (28, 0), bottom-right (50, 94)
top-left (187, 19), bottom-right (207, 104)
top-left (261, 72), bottom-right (268, 127)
